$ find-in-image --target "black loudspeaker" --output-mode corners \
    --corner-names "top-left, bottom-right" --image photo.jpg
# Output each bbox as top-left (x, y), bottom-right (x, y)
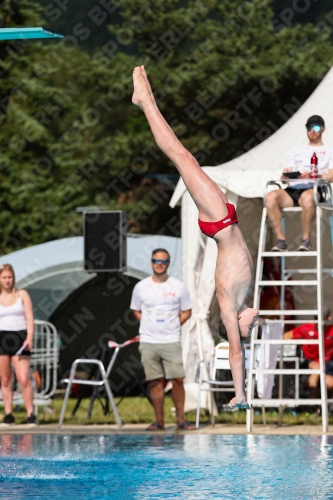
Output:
top-left (83, 211), bottom-right (127, 272)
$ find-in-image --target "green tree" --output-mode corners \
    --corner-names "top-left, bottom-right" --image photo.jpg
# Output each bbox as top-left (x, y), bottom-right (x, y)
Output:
top-left (271, 0), bottom-right (333, 30)
top-left (36, 0), bottom-right (126, 54)
top-left (35, 0), bottom-right (333, 51)
top-left (2, 0), bottom-right (333, 251)
top-left (107, 0), bottom-right (333, 170)
top-left (0, 0), bottom-right (137, 251)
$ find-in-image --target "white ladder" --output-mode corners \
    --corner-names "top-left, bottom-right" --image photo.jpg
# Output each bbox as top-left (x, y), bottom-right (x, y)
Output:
top-left (247, 180), bottom-right (333, 433)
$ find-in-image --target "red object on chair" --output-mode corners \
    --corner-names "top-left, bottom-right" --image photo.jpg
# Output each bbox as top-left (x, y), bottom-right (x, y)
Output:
top-left (108, 336), bottom-right (140, 349)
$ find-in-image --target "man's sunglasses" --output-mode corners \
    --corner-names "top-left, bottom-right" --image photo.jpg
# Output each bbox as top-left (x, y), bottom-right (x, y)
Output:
top-left (151, 259), bottom-right (169, 265)
top-left (306, 124), bottom-right (322, 132)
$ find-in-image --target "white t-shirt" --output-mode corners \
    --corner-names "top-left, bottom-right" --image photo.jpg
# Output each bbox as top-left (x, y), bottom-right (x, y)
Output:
top-left (130, 276), bottom-right (192, 344)
top-left (285, 144), bottom-right (333, 189)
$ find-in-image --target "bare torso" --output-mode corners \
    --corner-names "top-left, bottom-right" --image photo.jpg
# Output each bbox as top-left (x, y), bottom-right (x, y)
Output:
top-left (214, 224), bottom-right (254, 312)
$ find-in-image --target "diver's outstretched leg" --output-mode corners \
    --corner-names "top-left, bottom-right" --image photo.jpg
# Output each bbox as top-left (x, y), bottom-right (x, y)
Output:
top-left (218, 311), bottom-right (250, 408)
top-left (132, 66), bottom-right (228, 222)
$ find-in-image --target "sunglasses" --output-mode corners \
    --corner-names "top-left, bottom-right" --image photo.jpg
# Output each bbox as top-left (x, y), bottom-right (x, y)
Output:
top-left (151, 259), bottom-right (169, 265)
top-left (306, 124), bottom-right (321, 132)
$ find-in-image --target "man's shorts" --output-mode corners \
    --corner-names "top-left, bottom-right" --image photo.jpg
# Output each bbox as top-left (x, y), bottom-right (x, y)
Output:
top-left (285, 187), bottom-right (324, 207)
top-left (139, 342), bottom-right (185, 381)
top-left (305, 359), bottom-right (333, 376)
top-left (326, 360), bottom-right (333, 376)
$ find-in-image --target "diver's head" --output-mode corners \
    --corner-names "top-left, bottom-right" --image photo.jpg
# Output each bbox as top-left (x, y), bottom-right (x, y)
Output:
top-left (218, 308), bottom-right (259, 344)
top-left (238, 308), bottom-right (259, 340)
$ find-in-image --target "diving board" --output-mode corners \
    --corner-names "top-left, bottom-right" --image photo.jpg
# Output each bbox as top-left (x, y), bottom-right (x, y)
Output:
top-left (0, 27), bottom-right (63, 40)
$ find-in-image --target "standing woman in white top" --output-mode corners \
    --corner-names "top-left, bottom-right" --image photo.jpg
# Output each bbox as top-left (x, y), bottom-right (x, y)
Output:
top-left (0, 264), bottom-right (35, 425)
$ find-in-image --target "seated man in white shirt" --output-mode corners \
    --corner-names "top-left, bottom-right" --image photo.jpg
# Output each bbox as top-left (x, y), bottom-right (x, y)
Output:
top-left (266, 115), bottom-right (333, 251)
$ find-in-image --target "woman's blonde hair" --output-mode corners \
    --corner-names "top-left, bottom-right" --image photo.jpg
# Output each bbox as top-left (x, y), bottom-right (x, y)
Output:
top-left (0, 264), bottom-right (17, 293)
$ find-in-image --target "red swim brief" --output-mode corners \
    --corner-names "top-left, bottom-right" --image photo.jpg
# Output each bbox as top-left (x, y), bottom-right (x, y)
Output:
top-left (198, 203), bottom-right (238, 238)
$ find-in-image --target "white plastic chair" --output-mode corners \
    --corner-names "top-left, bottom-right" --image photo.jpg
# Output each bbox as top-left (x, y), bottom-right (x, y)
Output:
top-left (195, 343), bottom-right (254, 428)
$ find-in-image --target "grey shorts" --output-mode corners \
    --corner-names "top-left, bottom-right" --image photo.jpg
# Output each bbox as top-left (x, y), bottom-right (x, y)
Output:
top-left (139, 342), bottom-right (185, 382)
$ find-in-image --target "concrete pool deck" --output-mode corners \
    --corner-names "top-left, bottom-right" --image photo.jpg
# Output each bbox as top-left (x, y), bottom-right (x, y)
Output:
top-left (1, 423), bottom-right (333, 435)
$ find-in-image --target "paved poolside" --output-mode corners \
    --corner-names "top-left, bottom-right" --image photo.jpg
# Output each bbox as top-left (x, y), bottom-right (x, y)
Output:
top-left (0, 423), bottom-right (332, 435)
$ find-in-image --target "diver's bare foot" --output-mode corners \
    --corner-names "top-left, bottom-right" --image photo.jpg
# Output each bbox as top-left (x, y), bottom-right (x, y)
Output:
top-left (132, 66), bottom-right (153, 108)
top-left (228, 397), bottom-right (251, 410)
top-left (141, 66), bottom-right (154, 100)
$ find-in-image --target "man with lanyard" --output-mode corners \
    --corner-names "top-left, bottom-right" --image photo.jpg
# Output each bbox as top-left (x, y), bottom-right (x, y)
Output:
top-left (266, 115), bottom-right (333, 251)
top-left (283, 307), bottom-right (333, 400)
top-left (130, 248), bottom-right (194, 430)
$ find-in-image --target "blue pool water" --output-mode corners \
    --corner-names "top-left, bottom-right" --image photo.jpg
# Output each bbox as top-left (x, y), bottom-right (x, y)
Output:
top-left (0, 433), bottom-right (333, 499)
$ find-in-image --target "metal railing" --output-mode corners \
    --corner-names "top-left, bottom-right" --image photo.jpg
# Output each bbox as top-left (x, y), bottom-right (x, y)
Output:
top-left (247, 179), bottom-right (333, 432)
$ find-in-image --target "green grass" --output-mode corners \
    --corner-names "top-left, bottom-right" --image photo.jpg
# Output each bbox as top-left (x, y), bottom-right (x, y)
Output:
top-left (3, 396), bottom-right (327, 426)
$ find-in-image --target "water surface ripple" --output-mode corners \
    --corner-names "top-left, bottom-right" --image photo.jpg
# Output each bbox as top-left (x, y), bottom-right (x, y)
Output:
top-left (0, 434), bottom-right (332, 499)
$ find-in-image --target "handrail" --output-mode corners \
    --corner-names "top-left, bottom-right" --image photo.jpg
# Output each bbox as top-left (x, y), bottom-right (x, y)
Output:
top-left (313, 179), bottom-right (333, 209)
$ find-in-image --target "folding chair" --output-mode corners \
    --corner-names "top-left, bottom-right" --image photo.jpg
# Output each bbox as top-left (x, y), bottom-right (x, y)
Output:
top-left (195, 343), bottom-right (254, 428)
top-left (58, 336), bottom-right (140, 428)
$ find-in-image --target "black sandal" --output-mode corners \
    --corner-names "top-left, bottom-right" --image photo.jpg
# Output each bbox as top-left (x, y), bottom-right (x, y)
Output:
top-left (146, 421), bottom-right (164, 431)
top-left (177, 422), bottom-right (196, 430)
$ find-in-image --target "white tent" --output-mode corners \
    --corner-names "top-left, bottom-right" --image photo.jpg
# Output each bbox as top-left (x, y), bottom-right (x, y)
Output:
top-left (170, 66), bottom-right (333, 412)
top-left (0, 234), bottom-right (182, 320)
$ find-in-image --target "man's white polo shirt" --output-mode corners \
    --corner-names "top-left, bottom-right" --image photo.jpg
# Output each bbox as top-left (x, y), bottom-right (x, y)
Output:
top-left (130, 276), bottom-right (192, 344)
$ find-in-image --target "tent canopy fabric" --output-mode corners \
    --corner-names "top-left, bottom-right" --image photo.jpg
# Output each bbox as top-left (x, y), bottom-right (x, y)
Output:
top-left (0, 28), bottom-right (63, 40)
top-left (0, 235), bottom-right (181, 320)
top-left (170, 66), bottom-right (333, 207)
